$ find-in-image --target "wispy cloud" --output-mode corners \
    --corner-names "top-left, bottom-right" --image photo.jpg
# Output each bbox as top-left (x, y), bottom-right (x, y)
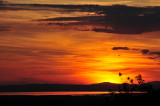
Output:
top-left (0, 26), bottom-right (11, 31)
top-left (0, 45), bottom-right (74, 57)
top-left (111, 46), bottom-right (160, 61)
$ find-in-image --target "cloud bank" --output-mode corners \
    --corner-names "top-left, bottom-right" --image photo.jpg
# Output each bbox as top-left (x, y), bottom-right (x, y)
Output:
top-left (34, 5), bottom-right (160, 34)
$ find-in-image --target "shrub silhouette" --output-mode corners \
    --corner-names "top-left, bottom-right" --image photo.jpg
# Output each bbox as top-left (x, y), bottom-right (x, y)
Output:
top-left (118, 72), bottom-right (152, 93)
top-left (135, 74), bottom-right (145, 85)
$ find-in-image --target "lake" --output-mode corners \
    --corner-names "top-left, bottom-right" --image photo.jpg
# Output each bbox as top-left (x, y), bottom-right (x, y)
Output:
top-left (0, 91), bottom-right (146, 96)
top-left (0, 91), bottom-right (112, 96)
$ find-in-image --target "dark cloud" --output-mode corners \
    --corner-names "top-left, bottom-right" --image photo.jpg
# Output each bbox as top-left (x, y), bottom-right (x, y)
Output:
top-left (0, 0), bottom-right (4, 5)
top-left (136, 48), bottom-right (160, 60)
top-left (148, 57), bottom-right (159, 59)
top-left (0, 0), bottom-right (9, 6)
top-left (141, 49), bottom-right (150, 55)
top-left (140, 49), bottom-right (160, 60)
top-left (149, 52), bottom-right (160, 56)
top-left (35, 5), bottom-right (160, 34)
top-left (1, 3), bottom-right (160, 34)
top-left (0, 26), bottom-right (12, 31)
top-left (112, 47), bottom-right (129, 50)
top-left (141, 50), bottom-right (160, 60)
top-left (132, 48), bottom-right (139, 50)
top-left (0, 3), bottom-right (98, 11)
top-left (111, 46), bottom-right (160, 61)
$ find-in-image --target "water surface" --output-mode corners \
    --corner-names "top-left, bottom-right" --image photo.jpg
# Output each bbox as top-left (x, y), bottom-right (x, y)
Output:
top-left (0, 91), bottom-right (146, 96)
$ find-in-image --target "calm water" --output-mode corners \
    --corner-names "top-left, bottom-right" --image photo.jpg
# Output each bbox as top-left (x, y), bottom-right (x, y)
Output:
top-left (0, 91), bottom-right (145, 96)
top-left (0, 92), bottom-right (111, 96)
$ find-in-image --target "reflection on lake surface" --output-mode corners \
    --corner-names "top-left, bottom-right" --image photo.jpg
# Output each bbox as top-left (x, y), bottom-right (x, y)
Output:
top-left (0, 91), bottom-right (146, 96)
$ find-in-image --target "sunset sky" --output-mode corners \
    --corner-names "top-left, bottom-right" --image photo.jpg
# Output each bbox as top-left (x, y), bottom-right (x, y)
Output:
top-left (1, 0), bottom-right (160, 85)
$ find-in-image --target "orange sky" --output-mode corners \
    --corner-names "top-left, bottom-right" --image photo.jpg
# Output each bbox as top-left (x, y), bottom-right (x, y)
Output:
top-left (6, 0), bottom-right (160, 6)
top-left (0, 0), bottom-right (160, 85)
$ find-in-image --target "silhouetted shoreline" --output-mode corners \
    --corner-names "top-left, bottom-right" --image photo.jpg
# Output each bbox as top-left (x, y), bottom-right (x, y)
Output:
top-left (0, 90), bottom-right (159, 106)
top-left (0, 81), bottom-right (159, 92)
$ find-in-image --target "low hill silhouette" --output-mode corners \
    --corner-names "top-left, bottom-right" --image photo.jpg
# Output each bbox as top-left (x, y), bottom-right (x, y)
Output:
top-left (0, 81), bottom-right (159, 92)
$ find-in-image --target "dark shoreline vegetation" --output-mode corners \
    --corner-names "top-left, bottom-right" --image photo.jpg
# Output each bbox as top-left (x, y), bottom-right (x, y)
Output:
top-left (0, 90), bottom-right (160, 106)
top-left (0, 74), bottom-right (159, 105)
top-left (0, 73), bottom-right (158, 92)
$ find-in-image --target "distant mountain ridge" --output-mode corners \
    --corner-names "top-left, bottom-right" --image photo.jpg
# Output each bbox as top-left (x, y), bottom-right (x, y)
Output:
top-left (147, 81), bottom-right (160, 90)
top-left (0, 81), bottom-right (159, 92)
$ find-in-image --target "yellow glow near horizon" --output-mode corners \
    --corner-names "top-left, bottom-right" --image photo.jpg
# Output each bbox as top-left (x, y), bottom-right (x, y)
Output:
top-left (87, 71), bottom-right (122, 84)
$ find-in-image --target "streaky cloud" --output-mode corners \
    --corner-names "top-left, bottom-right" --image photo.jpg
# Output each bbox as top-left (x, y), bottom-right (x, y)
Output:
top-left (35, 5), bottom-right (160, 34)
top-left (112, 47), bottom-right (130, 50)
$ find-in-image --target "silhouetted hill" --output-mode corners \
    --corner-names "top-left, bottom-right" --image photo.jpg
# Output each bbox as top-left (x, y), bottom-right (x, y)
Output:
top-left (0, 81), bottom-right (159, 92)
top-left (147, 81), bottom-right (160, 90)
top-left (0, 83), bottom-right (119, 92)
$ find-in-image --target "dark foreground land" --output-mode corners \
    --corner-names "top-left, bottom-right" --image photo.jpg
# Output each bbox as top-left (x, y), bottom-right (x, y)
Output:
top-left (0, 91), bottom-right (160, 106)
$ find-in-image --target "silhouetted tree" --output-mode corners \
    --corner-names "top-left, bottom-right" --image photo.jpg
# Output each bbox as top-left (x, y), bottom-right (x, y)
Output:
top-left (135, 74), bottom-right (145, 85)
top-left (118, 72), bottom-right (133, 93)
top-left (118, 72), bottom-right (152, 93)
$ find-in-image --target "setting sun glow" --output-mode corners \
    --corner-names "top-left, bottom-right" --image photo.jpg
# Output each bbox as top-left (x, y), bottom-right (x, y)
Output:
top-left (0, 0), bottom-right (160, 85)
